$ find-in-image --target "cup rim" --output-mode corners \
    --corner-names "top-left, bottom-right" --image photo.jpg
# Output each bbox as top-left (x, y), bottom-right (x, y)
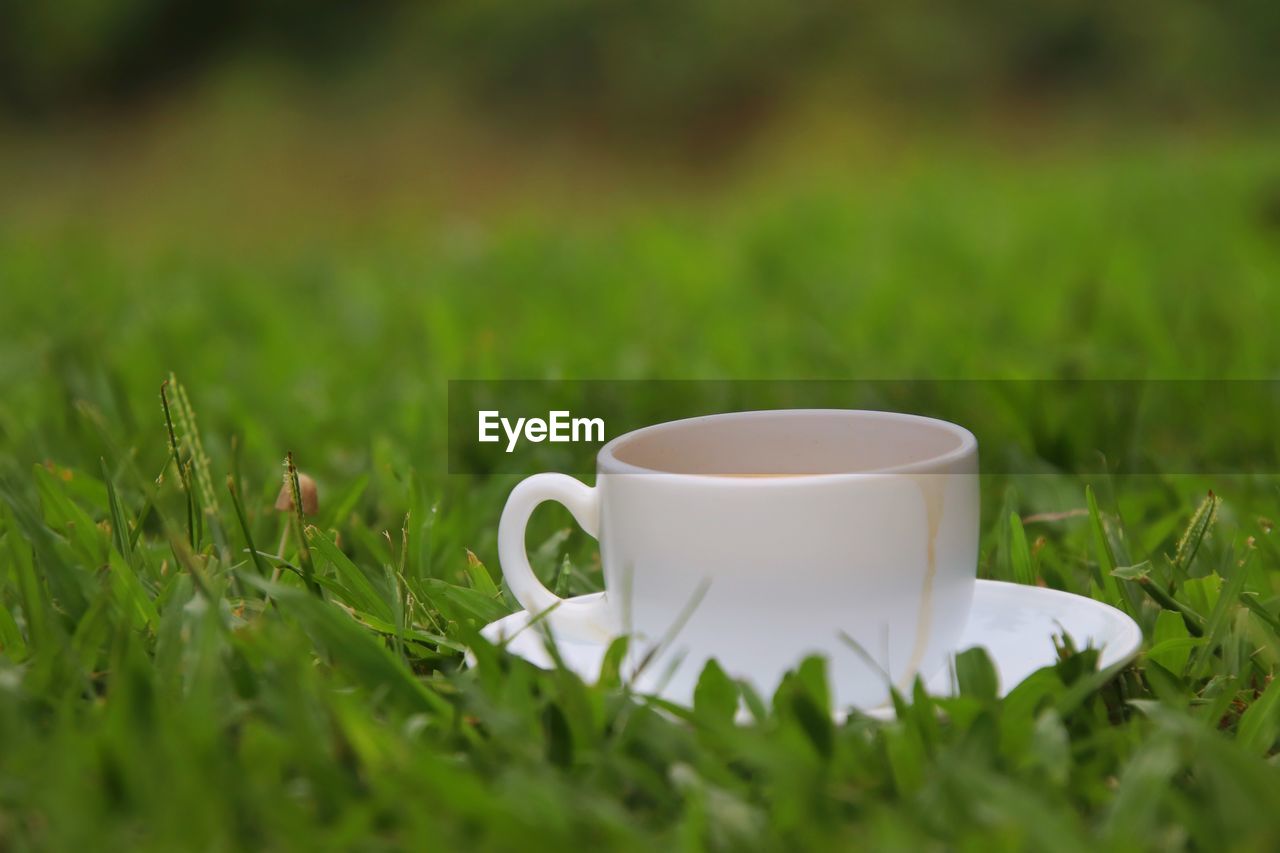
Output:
top-left (596, 408), bottom-right (978, 479)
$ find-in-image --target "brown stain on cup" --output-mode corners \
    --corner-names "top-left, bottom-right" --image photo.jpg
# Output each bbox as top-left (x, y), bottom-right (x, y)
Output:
top-left (900, 474), bottom-right (944, 689)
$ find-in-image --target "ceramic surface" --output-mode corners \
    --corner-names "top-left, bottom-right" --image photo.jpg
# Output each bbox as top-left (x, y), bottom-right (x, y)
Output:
top-left (498, 409), bottom-right (980, 707)
top-left (476, 580), bottom-right (1144, 717)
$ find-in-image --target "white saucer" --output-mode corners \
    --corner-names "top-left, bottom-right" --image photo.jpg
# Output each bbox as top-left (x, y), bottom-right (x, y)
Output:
top-left (476, 579), bottom-right (1143, 719)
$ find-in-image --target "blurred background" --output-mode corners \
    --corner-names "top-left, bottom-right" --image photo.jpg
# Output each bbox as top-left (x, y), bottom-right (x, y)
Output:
top-left (5, 0), bottom-right (1280, 127)
top-left (4, 0), bottom-right (1279, 241)
top-left (4, 0), bottom-right (1280, 479)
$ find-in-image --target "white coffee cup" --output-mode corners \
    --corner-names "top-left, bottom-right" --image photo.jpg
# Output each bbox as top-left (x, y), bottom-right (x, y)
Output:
top-left (498, 409), bottom-right (979, 708)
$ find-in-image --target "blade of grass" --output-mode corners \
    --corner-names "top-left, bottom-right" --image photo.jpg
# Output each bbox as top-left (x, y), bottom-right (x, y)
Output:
top-left (160, 379), bottom-right (195, 549)
top-left (100, 457), bottom-right (134, 566)
top-left (107, 548), bottom-right (159, 632)
top-left (1009, 512), bottom-right (1036, 586)
top-left (169, 374), bottom-right (224, 554)
top-left (463, 549), bottom-right (500, 597)
top-left (241, 573), bottom-right (452, 719)
top-left (1086, 485), bottom-right (1124, 605)
top-left (1173, 491), bottom-right (1221, 581)
top-left (1238, 592), bottom-right (1280, 633)
top-left (1189, 547), bottom-right (1254, 675)
top-left (1, 502), bottom-right (52, 653)
top-left (1236, 676), bottom-right (1280, 755)
top-left (632, 579), bottom-right (711, 680)
top-left (286, 452), bottom-right (320, 596)
top-left (306, 525), bottom-right (393, 621)
top-left (226, 476), bottom-right (270, 577)
top-left (1134, 576), bottom-right (1206, 637)
top-left (169, 534), bottom-right (218, 606)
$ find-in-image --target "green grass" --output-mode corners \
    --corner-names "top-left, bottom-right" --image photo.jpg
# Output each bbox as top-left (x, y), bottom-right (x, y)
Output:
top-left (3, 126), bottom-right (1280, 850)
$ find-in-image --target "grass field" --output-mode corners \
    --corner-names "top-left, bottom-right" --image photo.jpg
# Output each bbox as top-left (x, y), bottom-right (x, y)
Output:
top-left (3, 115), bottom-right (1280, 850)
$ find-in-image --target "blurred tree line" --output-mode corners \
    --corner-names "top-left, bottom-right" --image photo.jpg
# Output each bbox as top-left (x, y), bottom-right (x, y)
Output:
top-left (2, 0), bottom-right (1278, 127)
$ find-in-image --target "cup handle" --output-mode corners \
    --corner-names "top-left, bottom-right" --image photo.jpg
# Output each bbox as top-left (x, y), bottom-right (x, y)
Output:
top-left (498, 473), bottom-right (614, 638)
